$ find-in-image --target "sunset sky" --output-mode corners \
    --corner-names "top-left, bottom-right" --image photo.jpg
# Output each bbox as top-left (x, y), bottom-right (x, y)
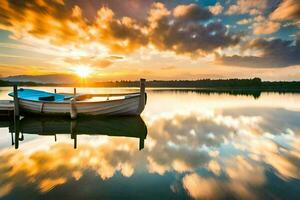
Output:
top-left (0, 0), bottom-right (299, 81)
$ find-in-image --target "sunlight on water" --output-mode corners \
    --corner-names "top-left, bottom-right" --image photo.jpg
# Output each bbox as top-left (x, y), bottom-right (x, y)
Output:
top-left (0, 87), bottom-right (299, 199)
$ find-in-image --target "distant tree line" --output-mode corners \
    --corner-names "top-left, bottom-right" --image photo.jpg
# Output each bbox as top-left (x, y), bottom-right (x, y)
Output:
top-left (0, 80), bottom-right (40, 86)
top-left (1, 78), bottom-right (300, 93)
top-left (134, 78), bottom-right (263, 88)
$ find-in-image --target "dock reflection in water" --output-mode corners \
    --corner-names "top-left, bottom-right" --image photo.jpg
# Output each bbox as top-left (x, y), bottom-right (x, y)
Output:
top-left (6, 116), bottom-right (147, 150)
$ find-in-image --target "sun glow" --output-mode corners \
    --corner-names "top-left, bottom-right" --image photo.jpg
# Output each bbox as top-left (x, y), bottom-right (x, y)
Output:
top-left (75, 65), bottom-right (92, 78)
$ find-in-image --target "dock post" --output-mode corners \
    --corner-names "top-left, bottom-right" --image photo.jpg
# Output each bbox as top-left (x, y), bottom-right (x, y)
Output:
top-left (54, 89), bottom-right (57, 93)
top-left (70, 98), bottom-right (77, 119)
top-left (13, 85), bottom-right (19, 117)
top-left (140, 79), bottom-right (145, 95)
top-left (139, 138), bottom-right (144, 150)
top-left (71, 120), bottom-right (77, 148)
top-left (13, 115), bottom-right (20, 149)
top-left (74, 133), bottom-right (77, 149)
top-left (136, 79), bottom-right (146, 114)
top-left (70, 88), bottom-right (77, 119)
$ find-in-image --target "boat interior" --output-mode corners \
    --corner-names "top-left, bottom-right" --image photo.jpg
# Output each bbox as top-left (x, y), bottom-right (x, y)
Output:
top-left (8, 88), bottom-right (141, 102)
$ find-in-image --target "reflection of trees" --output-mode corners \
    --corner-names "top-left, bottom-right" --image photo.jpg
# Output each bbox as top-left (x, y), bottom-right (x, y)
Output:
top-left (152, 89), bottom-right (262, 99)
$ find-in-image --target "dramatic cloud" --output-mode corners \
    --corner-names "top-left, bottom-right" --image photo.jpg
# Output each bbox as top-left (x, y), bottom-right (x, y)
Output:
top-left (173, 4), bottom-right (212, 21)
top-left (249, 15), bottom-right (281, 35)
top-left (1, 0), bottom-right (299, 74)
top-left (252, 20), bottom-right (281, 34)
top-left (148, 3), bottom-right (240, 56)
top-left (236, 15), bottom-right (281, 35)
top-left (0, 0), bottom-right (149, 53)
top-left (226, 0), bottom-right (268, 15)
top-left (0, 0), bottom-right (88, 44)
top-left (218, 37), bottom-right (300, 68)
top-left (270, 0), bottom-right (300, 25)
top-left (0, 0), bottom-right (240, 58)
top-left (65, 0), bottom-right (155, 21)
top-left (92, 7), bottom-right (148, 53)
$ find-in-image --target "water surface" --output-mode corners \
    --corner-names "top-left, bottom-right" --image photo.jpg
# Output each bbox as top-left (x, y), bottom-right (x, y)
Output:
top-left (0, 87), bottom-right (299, 200)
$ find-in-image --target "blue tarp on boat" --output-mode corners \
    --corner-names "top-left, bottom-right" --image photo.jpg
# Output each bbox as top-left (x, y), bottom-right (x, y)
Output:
top-left (8, 88), bottom-right (68, 102)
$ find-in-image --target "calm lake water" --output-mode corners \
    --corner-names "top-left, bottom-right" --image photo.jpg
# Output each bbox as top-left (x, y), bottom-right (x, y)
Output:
top-left (0, 87), bottom-right (300, 200)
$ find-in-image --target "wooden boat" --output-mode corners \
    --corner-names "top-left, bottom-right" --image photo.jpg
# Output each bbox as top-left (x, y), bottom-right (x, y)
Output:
top-left (5, 115), bottom-right (147, 149)
top-left (9, 79), bottom-right (146, 119)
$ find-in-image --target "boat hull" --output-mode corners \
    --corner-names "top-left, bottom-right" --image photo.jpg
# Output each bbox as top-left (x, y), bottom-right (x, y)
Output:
top-left (18, 94), bottom-right (146, 117)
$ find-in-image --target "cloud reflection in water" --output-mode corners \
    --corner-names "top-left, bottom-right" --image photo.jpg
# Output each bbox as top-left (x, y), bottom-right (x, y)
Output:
top-left (0, 93), bottom-right (299, 199)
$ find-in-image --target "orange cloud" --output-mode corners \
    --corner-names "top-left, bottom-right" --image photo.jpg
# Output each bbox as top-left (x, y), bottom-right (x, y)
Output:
top-left (0, 137), bottom-right (140, 197)
top-left (270, 0), bottom-right (300, 25)
top-left (182, 173), bottom-right (221, 200)
top-left (0, 0), bottom-right (239, 58)
top-left (208, 2), bottom-right (224, 15)
top-left (0, 1), bottom-right (89, 45)
top-left (183, 156), bottom-right (266, 200)
top-left (173, 4), bottom-right (212, 21)
top-left (208, 160), bottom-right (221, 175)
top-left (226, 0), bottom-right (267, 15)
top-left (253, 20), bottom-right (281, 35)
top-left (92, 7), bottom-right (148, 53)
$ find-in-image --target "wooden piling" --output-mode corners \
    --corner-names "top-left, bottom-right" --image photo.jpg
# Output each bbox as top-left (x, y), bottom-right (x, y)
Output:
top-left (13, 85), bottom-right (19, 117)
top-left (13, 116), bottom-right (20, 149)
top-left (70, 98), bottom-right (77, 119)
top-left (70, 88), bottom-right (77, 119)
top-left (71, 120), bottom-right (77, 148)
top-left (54, 89), bottom-right (57, 93)
top-left (139, 138), bottom-right (144, 150)
top-left (74, 133), bottom-right (77, 149)
top-left (140, 79), bottom-right (146, 95)
top-left (137, 79), bottom-right (146, 114)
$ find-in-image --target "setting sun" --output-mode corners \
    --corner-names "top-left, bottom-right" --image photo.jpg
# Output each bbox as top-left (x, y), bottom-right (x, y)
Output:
top-left (75, 65), bottom-right (92, 78)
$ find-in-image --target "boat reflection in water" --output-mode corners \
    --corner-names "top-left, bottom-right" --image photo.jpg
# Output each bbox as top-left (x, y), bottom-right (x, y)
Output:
top-left (7, 116), bottom-right (147, 150)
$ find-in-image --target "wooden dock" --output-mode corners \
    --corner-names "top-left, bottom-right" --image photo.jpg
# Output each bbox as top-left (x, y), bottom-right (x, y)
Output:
top-left (0, 100), bottom-right (14, 117)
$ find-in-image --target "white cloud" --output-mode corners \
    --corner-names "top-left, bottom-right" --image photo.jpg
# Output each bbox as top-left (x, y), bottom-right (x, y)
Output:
top-left (226, 0), bottom-right (267, 15)
top-left (209, 2), bottom-right (224, 15)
